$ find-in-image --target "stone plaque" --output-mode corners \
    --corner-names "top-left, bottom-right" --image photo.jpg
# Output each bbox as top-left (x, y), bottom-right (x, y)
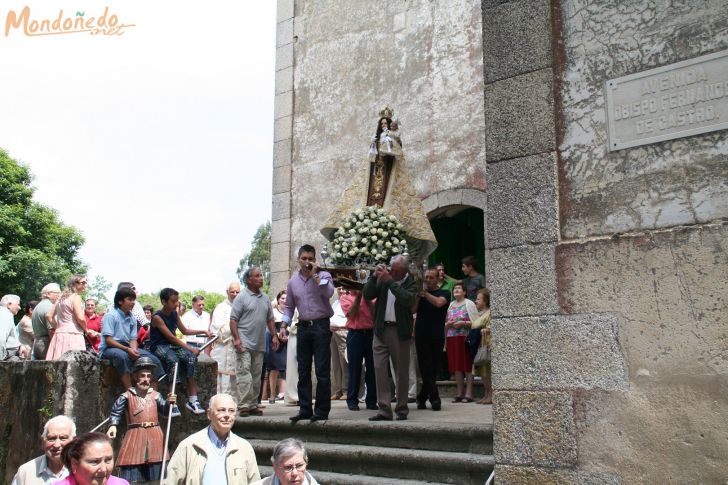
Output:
top-left (605, 49), bottom-right (728, 151)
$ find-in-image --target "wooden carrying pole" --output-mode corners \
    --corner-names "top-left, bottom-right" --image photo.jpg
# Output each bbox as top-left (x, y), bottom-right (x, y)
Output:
top-left (159, 362), bottom-right (179, 482)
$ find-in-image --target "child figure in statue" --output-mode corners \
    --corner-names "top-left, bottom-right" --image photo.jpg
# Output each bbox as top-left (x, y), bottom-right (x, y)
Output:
top-left (107, 356), bottom-right (176, 483)
top-left (322, 106), bottom-right (437, 263)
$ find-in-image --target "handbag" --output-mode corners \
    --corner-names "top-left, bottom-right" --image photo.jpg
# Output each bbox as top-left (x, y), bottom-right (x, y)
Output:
top-left (473, 345), bottom-right (491, 366)
top-left (465, 328), bottom-right (481, 360)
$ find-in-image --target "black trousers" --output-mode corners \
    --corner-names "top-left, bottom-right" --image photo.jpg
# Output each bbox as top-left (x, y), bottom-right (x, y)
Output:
top-left (346, 328), bottom-right (377, 408)
top-left (296, 319), bottom-right (332, 417)
top-left (415, 338), bottom-right (443, 404)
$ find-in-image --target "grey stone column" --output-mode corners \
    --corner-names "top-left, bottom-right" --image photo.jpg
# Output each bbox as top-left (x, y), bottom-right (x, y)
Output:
top-left (270, 0), bottom-right (296, 295)
top-left (482, 0), bottom-right (570, 481)
top-left (483, 1), bottom-right (627, 482)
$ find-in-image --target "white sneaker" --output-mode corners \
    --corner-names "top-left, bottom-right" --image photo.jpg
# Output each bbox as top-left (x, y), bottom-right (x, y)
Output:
top-left (170, 405), bottom-right (182, 418)
top-left (186, 400), bottom-right (205, 415)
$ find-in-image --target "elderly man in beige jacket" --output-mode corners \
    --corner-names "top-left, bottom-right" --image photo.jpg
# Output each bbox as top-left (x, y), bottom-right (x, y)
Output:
top-left (166, 393), bottom-right (260, 484)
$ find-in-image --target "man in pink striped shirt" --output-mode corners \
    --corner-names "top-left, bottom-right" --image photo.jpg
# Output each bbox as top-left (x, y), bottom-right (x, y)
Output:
top-left (339, 288), bottom-right (377, 411)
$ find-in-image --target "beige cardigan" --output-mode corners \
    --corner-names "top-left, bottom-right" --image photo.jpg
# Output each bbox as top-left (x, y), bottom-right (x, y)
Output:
top-left (165, 428), bottom-right (260, 485)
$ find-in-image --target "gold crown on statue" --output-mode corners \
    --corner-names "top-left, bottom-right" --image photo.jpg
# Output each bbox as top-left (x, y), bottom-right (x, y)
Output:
top-left (378, 106), bottom-right (394, 119)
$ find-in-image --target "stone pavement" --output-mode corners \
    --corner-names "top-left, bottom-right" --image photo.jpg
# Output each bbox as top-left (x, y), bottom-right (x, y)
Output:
top-left (247, 394), bottom-right (493, 425)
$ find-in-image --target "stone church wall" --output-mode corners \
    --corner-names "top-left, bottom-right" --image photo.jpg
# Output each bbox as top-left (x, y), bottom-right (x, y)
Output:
top-left (270, 0), bottom-right (486, 294)
top-left (272, 0), bottom-right (728, 482)
top-left (487, 0), bottom-right (728, 483)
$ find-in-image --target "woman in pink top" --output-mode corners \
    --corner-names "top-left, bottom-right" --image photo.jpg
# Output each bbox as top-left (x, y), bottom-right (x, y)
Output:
top-left (47, 275), bottom-right (89, 360)
top-left (340, 288), bottom-right (378, 411)
top-left (56, 432), bottom-right (129, 485)
top-left (445, 283), bottom-right (479, 403)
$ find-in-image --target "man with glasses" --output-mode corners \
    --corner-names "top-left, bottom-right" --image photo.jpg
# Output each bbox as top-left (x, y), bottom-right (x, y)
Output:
top-left (31, 283), bottom-right (61, 359)
top-left (208, 282), bottom-right (242, 395)
top-left (252, 438), bottom-right (319, 485)
top-left (167, 393), bottom-right (260, 484)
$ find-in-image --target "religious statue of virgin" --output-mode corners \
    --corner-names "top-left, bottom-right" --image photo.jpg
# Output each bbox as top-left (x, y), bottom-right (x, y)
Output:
top-left (321, 106), bottom-right (437, 262)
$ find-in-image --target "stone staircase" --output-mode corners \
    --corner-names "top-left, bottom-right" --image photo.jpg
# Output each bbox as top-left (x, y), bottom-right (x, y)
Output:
top-left (234, 383), bottom-right (493, 485)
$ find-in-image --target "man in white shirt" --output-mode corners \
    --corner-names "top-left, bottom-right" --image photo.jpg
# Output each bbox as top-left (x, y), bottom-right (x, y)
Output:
top-left (182, 295), bottom-right (210, 348)
top-left (12, 415), bottom-right (75, 485)
top-left (363, 256), bottom-right (418, 421)
top-left (208, 283), bottom-right (242, 395)
top-left (1, 294), bottom-right (29, 361)
top-left (329, 288), bottom-right (349, 400)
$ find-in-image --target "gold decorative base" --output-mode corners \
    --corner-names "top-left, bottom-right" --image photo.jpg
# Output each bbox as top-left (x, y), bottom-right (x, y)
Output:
top-left (321, 266), bottom-right (372, 290)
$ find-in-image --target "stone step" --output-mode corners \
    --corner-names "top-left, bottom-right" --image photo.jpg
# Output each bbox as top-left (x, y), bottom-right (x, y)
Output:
top-left (258, 465), bottom-right (455, 485)
top-left (236, 417), bottom-right (492, 454)
top-left (250, 439), bottom-right (494, 485)
top-left (436, 379), bottom-right (486, 398)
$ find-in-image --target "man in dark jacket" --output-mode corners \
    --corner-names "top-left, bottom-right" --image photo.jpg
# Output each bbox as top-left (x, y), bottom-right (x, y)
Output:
top-left (363, 255), bottom-right (417, 421)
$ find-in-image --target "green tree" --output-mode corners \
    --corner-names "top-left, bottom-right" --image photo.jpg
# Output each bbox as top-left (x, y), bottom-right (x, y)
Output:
top-left (85, 275), bottom-right (112, 310)
top-left (237, 221), bottom-right (271, 293)
top-left (0, 148), bottom-right (86, 307)
top-left (136, 290), bottom-right (226, 315)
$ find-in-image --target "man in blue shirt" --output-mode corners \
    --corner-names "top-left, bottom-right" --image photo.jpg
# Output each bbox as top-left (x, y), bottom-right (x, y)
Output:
top-left (99, 287), bottom-right (163, 389)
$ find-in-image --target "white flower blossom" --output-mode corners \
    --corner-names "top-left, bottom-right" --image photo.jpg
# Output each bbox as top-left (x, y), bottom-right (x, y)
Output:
top-left (331, 208), bottom-right (407, 265)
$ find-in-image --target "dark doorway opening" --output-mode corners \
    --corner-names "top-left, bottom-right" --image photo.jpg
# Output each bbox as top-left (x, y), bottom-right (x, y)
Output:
top-left (428, 207), bottom-right (485, 278)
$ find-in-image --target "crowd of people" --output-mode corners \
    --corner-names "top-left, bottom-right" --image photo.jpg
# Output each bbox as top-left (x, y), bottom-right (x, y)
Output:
top-left (11, 399), bottom-right (318, 485)
top-left (2, 243), bottom-right (493, 483)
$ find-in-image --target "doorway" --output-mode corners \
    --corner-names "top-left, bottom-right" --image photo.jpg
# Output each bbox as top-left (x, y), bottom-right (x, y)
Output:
top-left (428, 206), bottom-right (485, 278)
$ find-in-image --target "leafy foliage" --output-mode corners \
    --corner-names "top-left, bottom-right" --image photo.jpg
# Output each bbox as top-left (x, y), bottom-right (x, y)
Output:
top-left (85, 275), bottom-right (112, 310)
top-left (135, 289), bottom-right (226, 315)
top-left (0, 148), bottom-right (86, 306)
top-left (236, 221), bottom-right (271, 294)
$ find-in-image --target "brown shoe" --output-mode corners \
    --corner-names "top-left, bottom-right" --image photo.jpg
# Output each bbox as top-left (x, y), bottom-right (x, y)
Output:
top-left (249, 407), bottom-right (263, 416)
top-left (331, 392), bottom-right (343, 400)
top-left (238, 409), bottom-right (250, 417)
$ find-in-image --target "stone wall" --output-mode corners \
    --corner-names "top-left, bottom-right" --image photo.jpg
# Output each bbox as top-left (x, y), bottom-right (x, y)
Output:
top-left (0, 353), bottom-right (216, 483)
top-left (275, 0), bottom-right (728, 482)
top-left (488, 0), bottom-right (728, 483)
top-left (270, 0), bottom-right (486, 293)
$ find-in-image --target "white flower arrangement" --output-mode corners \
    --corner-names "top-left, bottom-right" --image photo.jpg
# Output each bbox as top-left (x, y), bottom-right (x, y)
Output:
top-left (330, 206), bottom-right (406, 266)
